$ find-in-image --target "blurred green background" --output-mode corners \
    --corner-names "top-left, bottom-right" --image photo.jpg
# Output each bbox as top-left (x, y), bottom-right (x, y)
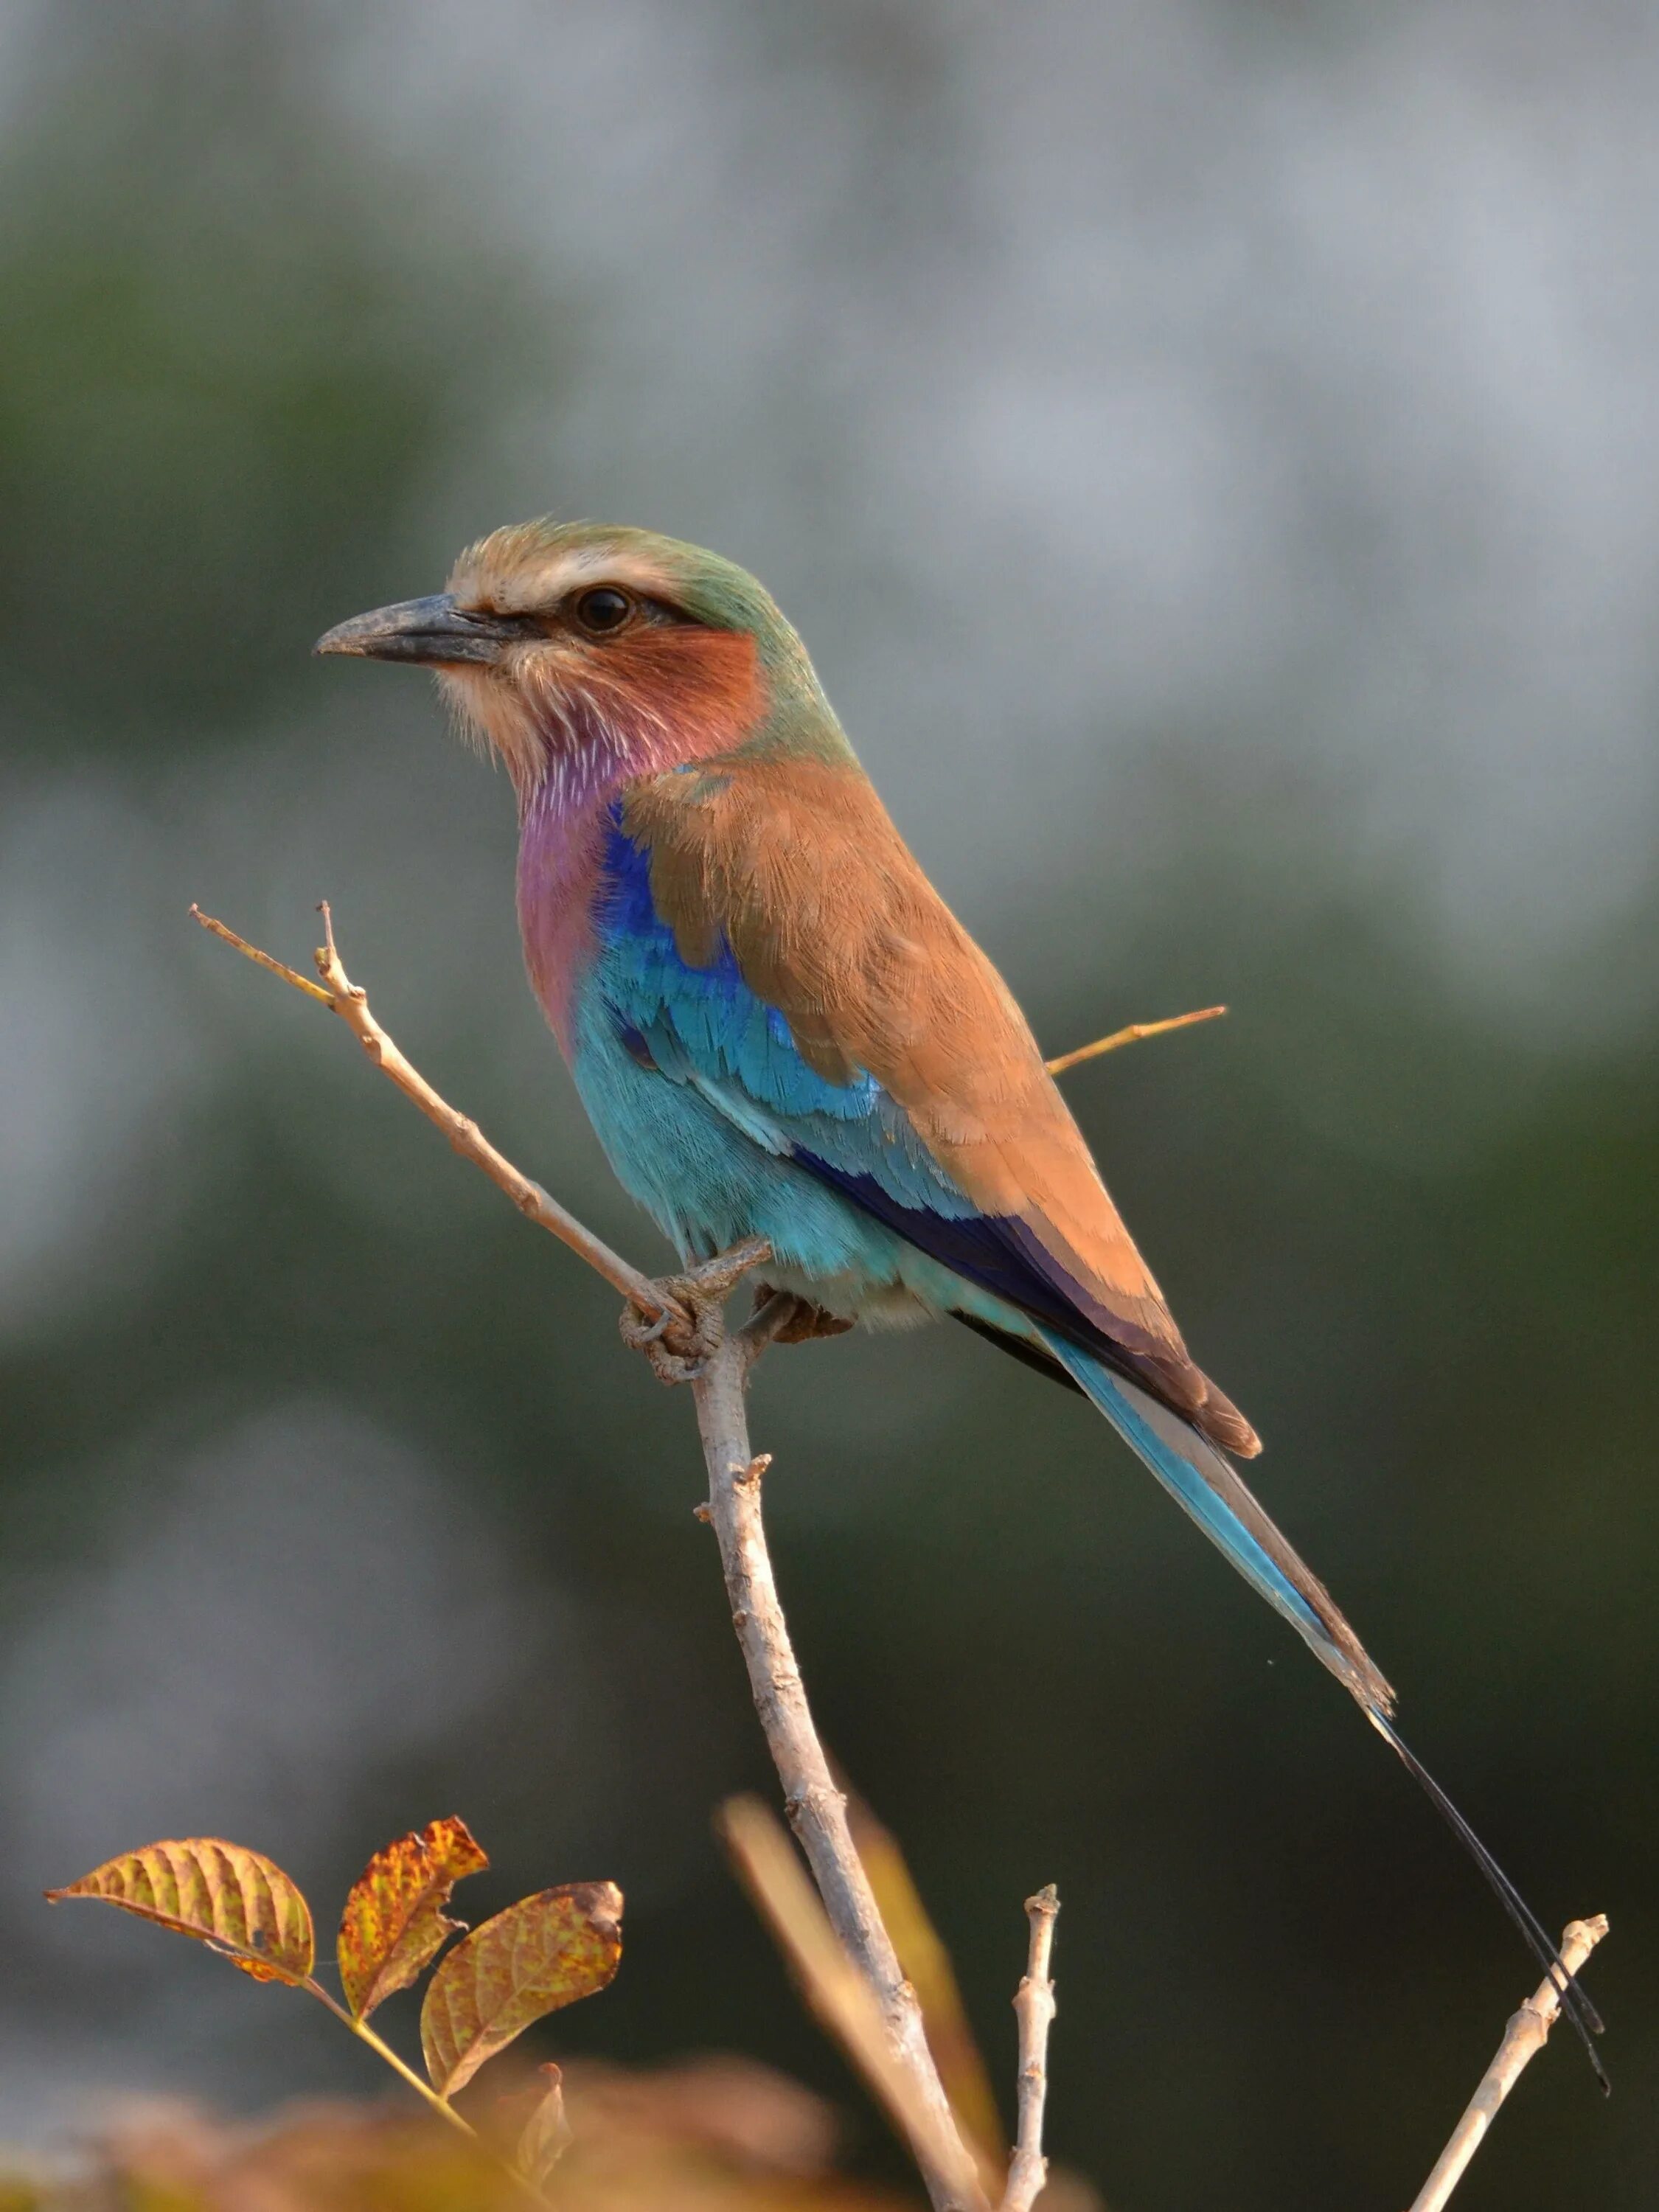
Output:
top-left (1, 4), bottom-right (1654, 2205)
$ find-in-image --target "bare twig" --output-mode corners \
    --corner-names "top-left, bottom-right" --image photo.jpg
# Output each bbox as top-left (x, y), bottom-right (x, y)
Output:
top-left (190, 902), bottom-right (688, 1330)
top-left (696, 1338), bottom-right (989, 2212)
top-left (720, 1795), bottom-right (992, 2210)
top-left (1044, 1004), bottom-right (1225, 1077)
top-left (1003, 1885), bottom-right (1060, 2212)
top-left (1406, 1914), bottom-right (1610, 2212)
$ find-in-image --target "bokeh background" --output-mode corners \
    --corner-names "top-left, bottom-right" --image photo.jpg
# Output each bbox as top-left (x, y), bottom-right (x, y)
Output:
top-left (1, 2), bottom-right (1655, 2204)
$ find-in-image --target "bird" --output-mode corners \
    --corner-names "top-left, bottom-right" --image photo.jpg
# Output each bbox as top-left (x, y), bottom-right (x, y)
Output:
top-left (317, 518), bottom-right (1601, 2067)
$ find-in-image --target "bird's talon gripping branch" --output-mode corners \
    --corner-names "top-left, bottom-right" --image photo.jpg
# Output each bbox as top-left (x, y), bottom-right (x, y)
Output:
top-left (618, 1291), bottom-right (717, 1384)
top-left (619, 1237), bottom-right (773, 1386)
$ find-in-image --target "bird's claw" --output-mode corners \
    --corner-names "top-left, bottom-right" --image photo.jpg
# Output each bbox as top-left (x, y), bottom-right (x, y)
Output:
top-left (750, 1284), bottom-right (855, 1344)
top-left (619, 1239), bottom-right (773, 1385)
top-left (619, 1289), bottom-right (722, 1385)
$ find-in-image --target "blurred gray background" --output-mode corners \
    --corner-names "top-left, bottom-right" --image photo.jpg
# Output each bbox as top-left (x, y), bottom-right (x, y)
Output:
top-left (1, 3), bottom-right (1655, 2205)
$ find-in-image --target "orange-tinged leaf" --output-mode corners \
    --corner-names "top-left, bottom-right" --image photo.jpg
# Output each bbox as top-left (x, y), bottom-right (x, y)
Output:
top-left (337, 1815), bottom-right (488, 2020)
top-left (420, 1881), bottom-right (622, 2096)
top-left (45, 1838), bottom-right (314, 1984)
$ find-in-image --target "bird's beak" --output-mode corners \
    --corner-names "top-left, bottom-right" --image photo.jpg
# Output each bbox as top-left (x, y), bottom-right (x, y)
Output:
top-left (313, 593), bottom-right (533, 666)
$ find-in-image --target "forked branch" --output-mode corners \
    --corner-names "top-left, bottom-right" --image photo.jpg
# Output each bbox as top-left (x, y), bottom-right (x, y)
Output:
top-left (721, 1799), bottom-right (1064, 2212)
top-left (190, 904), bottom-right (687, 1331)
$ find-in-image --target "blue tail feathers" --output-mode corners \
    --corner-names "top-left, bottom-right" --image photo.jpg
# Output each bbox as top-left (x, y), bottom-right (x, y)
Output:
top-left (1036, 1329), bottom-right (1397, 1714)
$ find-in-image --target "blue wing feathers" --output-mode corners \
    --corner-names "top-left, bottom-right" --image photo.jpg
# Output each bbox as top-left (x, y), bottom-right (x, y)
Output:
top-left (594, 808), bottom-right (1178, 1332)
top-left (599, 815), bottom-right (882, 1124)
top-left (588, 811), bottom-right (1395, 1717)
top-left (589, 817), bottom-right (1606, 2018)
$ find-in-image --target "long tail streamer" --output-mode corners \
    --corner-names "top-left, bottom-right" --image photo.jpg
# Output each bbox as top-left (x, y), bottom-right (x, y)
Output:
top-left (1038, 1329), bottom-right (1607, 2087)
top-left (1369, 1708), bottom-right (1607, 2089)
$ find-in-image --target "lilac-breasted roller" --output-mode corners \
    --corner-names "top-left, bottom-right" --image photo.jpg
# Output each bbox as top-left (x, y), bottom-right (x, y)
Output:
top-left (318, 519), bottom-right (1600, 2061)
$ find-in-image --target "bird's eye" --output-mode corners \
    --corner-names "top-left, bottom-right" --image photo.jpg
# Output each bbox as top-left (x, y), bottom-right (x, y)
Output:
top-left (574, 586), bottom-right (633, 636)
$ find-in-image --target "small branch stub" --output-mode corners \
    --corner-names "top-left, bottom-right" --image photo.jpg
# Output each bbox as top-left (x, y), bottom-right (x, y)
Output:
top-left (1044, 1004), bottom-right (1225, 1077)
top-left (1003, 1884), bottom-right (1060, 2212)
top-left (1406, 1913), bottom-right (1609, 2212)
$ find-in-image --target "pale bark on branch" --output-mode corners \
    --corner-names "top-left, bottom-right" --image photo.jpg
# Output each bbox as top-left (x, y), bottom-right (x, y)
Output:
top-left (694, 1329), bottom-right (988, 2211)
top-left (1406, 1914), bottom-right (1610, 2212)
top-left (189, 904), bottom-right (689, 1331)
top-left (1003, 1885), bottom-right (1060, 2212)
top-left (720, 1793), bottom-right (993, 2211)
top-left (720, 1799), bottom-right (1064, 2212)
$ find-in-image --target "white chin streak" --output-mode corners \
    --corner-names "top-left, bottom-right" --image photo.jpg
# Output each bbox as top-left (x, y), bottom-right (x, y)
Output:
top-left (434, 667), bottom-right (538, 788)
top-left (437, 665), bottom-right (670, 815)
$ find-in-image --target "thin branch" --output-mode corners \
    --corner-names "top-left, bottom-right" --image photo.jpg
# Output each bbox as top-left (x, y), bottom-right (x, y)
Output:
top-left (845, 1791), bottom-right (1008, 2170)
top-left (696, 1340), bottom-right (990, 2212)
top-left (1406, 1914), bottom-right (1610, 2212)
top-left (190, 902), bottom-right (688, 1329)
top-left (1002, 1885), bottom-right (1060, 2212)
top-left (1044, 1004), bottom-right (1225, 1077)
top-left (720, 1795), bottom-right (992, 2211)
top-left (192, 903), bottom-right (981, 2212)
top-left (302, 1976), bottom-right (554, 2211)
top-left (192, 906), bottom-right (336, 1005)
top-left (301, 1977), bottom-right (472, 2141)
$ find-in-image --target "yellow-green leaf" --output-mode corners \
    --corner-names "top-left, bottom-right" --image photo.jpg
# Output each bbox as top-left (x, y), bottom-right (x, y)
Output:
top-left (420, 1881), bottom-right (622, 2096)
top-left (45, 1838), bottom-right (314, 1984)
top-left (337, 1815), bottom-right (488, 2020)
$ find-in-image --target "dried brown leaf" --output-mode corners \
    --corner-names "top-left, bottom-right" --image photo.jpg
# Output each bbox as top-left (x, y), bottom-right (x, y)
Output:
top-left (337, 1815), bottom-right (488, 2020)
top-left (516, 2063), bottom-right (572, 2188)
top-left (420, 1882), bottom-right (622, 2097)
top-left (45, 1839), bottom-right (314, 1984)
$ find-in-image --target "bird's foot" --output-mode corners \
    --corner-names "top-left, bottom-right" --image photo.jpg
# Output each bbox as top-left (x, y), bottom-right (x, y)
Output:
top-left (749, 1283), bottom-right (856, 1345)
top-left (619, 1238), bottom-right (772, 1385)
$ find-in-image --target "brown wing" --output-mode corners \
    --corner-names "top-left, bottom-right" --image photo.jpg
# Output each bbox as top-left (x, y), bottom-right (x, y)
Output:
top-left (623, 752), bottom-right (1259, 1455)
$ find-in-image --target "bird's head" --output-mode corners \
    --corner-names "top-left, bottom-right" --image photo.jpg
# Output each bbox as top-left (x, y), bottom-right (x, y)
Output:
top-left (316, 520), bottom-right (833, 804)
